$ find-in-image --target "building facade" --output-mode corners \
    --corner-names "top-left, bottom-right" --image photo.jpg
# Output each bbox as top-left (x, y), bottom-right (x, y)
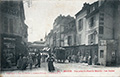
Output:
top-left (75, 3), bottom-right (90, 45)
top-left (63, 19), bottom-right (77, 46)
top-left (44, 0), bottom-right (120, 66)
top-left (52, 15), bottom-right (74, 47)
top-left (0, 1), bottom-right (28, 43)
top-left (76, 0), bottom-right (120, 66)
top-left (45, 30), bottom-right (53, 50)
top-left (0, 1), bottom-right (28, 69)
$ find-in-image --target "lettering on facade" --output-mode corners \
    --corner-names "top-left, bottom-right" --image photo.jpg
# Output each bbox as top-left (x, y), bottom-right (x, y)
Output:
top-left (3, 37), bottom-right (16, 41)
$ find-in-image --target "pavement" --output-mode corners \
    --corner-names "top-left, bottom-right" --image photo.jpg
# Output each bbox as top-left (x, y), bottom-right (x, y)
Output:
top-left (1, 62), bottom-right (120, 77)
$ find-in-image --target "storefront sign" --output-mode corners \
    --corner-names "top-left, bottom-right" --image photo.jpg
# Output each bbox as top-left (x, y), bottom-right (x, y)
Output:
top-left (3, 37), bottom-right (16, 41)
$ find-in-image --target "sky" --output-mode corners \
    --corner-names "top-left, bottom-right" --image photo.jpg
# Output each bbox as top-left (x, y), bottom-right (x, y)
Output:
top-left (24, 0), bottom-right (97, 42)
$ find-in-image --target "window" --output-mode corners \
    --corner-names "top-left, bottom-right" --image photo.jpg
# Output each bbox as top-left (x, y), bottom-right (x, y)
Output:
top-left (100, 50), bottom-right (104, 58)
top-left (89, 17), bottom-right (95, 28)
top-left (89, 34), bottom-right (94, 40)
top-left (68, 36), bottom-right (72, 46)
top-left (99, 22), bottom-right (104, 26)
top-left (78, 19), bottom-right (83, 31)
top-left (100, 13), bottom-right (104, 17)
top-left (88, 33), bottom-right (95, 44)
top-left (74, 34), bottom-right (76, 45)
top-left (4, 17), bottom-right (8, 32)
top-left (99, 13), bottom-right (104, 25)
top-left (99, 26), bottom-right (104, 34)
top-left (9, 19), bottom-right (13, 33)
top-left (79, 34), bottom-right (81, 45)
top-left (100, 17), bottom-right (104, 21)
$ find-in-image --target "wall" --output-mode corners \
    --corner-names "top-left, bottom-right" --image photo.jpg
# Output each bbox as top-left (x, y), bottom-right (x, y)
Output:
top-left (98, 40), bottom-right (107, 66)
top-left (98, 40), bottom-right (117, 66)
top-left (76, 11), bottom-right (87, 45)
top-left (64, 32), bottom-right (76, 46)
top-left (100, 4), bottom-right (114, 40)
top-left (114, 2), bottom-right (120, 64)
top-left (106, 40), bottom-right (117, 66)
top-left (86, 13), bottom-right (99, 45)
top-left (98, 45), bottom-right (107, 65)
top-left (0, 1), bottom-right (28, 43)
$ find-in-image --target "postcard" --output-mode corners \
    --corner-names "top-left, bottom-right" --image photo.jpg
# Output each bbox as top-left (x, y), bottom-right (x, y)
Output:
top-left (0, 0), bottom-right (120, 77)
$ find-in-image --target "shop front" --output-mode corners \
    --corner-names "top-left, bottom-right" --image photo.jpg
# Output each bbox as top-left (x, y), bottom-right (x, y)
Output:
top-left (1, 33), bottom-right (26, 70)
top-left (98, 40), bottom-right (117, 66)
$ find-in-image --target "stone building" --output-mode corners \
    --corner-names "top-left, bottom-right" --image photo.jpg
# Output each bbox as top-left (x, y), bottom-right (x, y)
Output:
top-left (75, 0), bottom-right (120, 66)
top-left (63, 19), bottom-right (77, 46)
top-left (28, 40), bottom-right (46, 52)
top-left (52, 15), bottom-right (74, 47)
top-left (0, 1), bottom-right (28, 69)
top-left (0, 1), bottom-right (28, 43)
top-left (45, 30), bottom-right (53, 50)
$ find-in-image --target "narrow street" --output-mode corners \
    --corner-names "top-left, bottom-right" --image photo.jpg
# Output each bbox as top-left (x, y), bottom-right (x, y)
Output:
top-left (1, 0), bottom-right (120, 77)
top-left (1, 62), bottom-right (120, 77)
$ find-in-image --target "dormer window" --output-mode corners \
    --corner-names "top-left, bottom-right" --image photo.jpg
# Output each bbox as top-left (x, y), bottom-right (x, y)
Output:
top-left (90, 6), bottom-right (95, 13)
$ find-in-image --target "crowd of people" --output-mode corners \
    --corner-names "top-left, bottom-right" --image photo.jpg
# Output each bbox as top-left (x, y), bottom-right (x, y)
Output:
top-left (67, 54), bottom-right (98, 65)
top-left (16, 52), bottom-right (55, 72)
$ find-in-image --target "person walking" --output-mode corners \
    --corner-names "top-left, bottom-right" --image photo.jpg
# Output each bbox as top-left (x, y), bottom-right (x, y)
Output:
top-left (35, 53), bottom-right (41, 68)
top-left (94, 55), bottom-right (98, 65)
top-left (17, 56), bottom-right (22, 70)
top-left (47, 54), bottom-right (55, 72)
top-left (21, 56), bottom-right (28, 70)
top-left (68, 55), bottom-right (72, 63)
top-left (28, 56), bottom-right (33, 70)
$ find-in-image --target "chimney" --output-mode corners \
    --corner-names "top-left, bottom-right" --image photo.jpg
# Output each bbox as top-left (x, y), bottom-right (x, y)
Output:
top-left (83, 2), bottom-right (89, 9)
top-left (99, 0), bottom-right (105, 6)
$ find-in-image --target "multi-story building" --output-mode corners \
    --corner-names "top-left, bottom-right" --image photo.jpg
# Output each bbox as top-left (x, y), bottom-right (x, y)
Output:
top-left (0, 1), bottom-right (28, 43)
top-left (76, 0), bottom-right (120, 66)
top-left (28, 40), bottom-right (46, 52)
top-left (0, 1), bottom-right (28, 69)
top-left (53, 15), bottom-right (74, 47)
top-left (45, 30), bottom-right (53, 50)
top-left (64, 19), bottom-right (77, 46)
top-left (75, 2), bottom-right (90, 45)
top-left (45, 33), bottom-right (49, 47)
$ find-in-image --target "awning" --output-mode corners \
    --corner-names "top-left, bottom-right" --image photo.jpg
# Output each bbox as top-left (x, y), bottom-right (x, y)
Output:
top-left (42, 47), bottom-right (50, 51)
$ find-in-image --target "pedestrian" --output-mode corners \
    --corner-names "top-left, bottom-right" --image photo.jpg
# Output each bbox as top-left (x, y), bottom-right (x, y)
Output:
top-left (75, 55), bottom-right (79, 63)
top-left (68, 55), bottom-right (72, 63)
top-left (29, 56), bottom-right (33, 70)
top-left (21, 56), bottom-right (28, 70)
top-left (6, 57), bottom-right (12, 68)
top-left (94, 55), bottom-right (98, 65)
top-left (47, 54), bottom-right (55, 72)
top-left (88, 56), bottom-right (92, 65)
top-left (35, 53), bottom-right (41, 68)
top-left (17, 56), bottom-right (22, 70)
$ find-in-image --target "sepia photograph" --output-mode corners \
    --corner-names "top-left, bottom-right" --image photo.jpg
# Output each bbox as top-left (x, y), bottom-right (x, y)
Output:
top-left (0, 0), bottom-right (120, 76)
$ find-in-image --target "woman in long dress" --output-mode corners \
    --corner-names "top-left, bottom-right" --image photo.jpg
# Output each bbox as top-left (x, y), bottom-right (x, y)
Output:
top-left (47, 54), bottom-right (55, 72)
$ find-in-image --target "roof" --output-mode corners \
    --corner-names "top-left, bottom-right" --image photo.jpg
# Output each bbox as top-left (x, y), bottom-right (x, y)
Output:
top-left (75, 3), bottom-right (89, 17)
top-left (86, 2), bottom-right (105, 18)
top-left (75, 1), bottom-right (99, 17)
